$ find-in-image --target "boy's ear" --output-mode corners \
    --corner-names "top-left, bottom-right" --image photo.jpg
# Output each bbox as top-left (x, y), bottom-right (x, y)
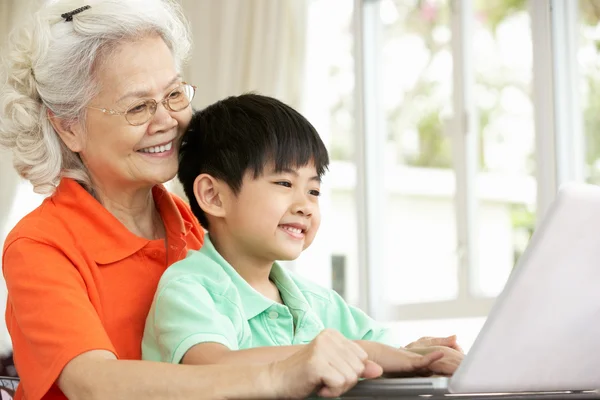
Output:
top-left (193, 174), bottom-right (228, 219)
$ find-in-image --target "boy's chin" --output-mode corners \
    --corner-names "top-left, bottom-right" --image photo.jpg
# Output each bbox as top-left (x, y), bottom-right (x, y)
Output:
top-left (275, 249), bottom-right (303, 262)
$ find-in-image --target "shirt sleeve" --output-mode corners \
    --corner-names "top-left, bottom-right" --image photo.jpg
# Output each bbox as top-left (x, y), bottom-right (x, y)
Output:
top-left (322, 290), bottom-right (403, 348)
top-left (150, 276), bottom-right (242, 364)
top-left (3, 238), bottom-right (116, 400)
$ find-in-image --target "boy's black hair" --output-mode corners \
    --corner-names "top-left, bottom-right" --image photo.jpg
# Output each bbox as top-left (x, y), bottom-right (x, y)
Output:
top-left (178, 93), bottom-right (330, 229)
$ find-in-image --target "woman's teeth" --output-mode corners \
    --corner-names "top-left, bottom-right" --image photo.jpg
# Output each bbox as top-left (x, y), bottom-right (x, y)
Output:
top-left (140, 141), bottom-right (173, 154)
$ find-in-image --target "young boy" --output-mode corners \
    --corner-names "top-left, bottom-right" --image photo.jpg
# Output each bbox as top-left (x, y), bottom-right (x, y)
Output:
top-left (142, 94), bottom-right (461, 374)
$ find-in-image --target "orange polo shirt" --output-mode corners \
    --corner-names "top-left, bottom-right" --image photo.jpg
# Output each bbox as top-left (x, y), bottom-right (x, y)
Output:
top-left (2, 178), bottom-right (204, 400)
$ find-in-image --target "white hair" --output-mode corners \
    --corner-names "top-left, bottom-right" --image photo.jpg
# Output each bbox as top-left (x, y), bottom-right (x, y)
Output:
top-left (0, 0), bottom-right (192, 194)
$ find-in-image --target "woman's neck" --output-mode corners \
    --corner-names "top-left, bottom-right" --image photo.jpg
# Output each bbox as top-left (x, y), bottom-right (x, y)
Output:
top-left (92, 181), bottom-right (164, 240)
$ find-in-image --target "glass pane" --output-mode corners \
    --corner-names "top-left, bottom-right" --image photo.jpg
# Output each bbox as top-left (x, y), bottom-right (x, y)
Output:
top-left (303, 0), bottom-right (361, 304)
top-left (380, 0), bottom-right (458, 304)
top-left (472, 0), bottom-right (536, 297)
top-left (579, 0), bottom-right (600, 184)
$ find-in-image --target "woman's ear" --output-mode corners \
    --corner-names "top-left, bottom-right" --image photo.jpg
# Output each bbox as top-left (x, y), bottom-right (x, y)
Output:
top-left (47, 109), bottom-right (85, 152)
top-left (193, 174), bottom-right (229, 220)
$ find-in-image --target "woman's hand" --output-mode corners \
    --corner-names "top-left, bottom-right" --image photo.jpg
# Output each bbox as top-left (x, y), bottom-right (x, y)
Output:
top-left (268, 330), bottom-right (444, 398)
top-left (268, 329), bottom-right (380, 398)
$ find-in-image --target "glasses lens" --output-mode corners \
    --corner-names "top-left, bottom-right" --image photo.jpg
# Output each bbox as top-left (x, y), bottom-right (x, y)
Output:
top-left (126, 100), bottom-right (155, 126)
top-left (167, 84), bottom-right (195, 111)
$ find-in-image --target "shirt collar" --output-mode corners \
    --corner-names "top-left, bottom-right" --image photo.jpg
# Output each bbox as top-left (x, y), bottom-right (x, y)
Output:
top-left (269, 263), bottom-right (310, 313)
top-left (51, 178), bottom-right (192, 264)
top-left (200, 235), bottom-right (308, 320)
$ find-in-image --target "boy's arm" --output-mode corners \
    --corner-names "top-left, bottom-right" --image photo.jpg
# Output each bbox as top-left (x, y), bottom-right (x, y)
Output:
top-left (147, 275), bottom-right (244, 363)
top-left (182, 342), bottom-right (302, 365)
top-left (314, 289), bottom-right (462, 375)
top-left (317, 289), bottom-right (403, 347)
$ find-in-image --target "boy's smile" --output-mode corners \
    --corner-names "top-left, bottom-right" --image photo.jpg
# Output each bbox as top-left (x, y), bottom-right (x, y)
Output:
top-left (278, 222), bottom-right (308, 239)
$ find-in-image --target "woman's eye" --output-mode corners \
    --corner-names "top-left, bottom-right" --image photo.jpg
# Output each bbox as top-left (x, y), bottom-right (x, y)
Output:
top-left (128, 103), bottom-right (148, 114)
top-left (274, 181), bottom-right (292, 188)
top-left (169, 89), bottom-right (183, 99)
top-left (309, 189), bottom-right (321, 197)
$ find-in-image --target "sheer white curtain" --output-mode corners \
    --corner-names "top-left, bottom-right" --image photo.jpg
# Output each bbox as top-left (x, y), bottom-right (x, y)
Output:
top-left (174, 0), bottom-right (310, 200)
top-left (172, 0), bottom-right (309, 195)
top-left (0, 3), bottom-right (26, 247)
top-left (179, 0), bottom-right (308, 110)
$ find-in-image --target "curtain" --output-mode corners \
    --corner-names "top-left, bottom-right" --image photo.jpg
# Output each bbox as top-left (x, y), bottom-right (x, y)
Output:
top-left (180, 0), bottom-right (308, 109)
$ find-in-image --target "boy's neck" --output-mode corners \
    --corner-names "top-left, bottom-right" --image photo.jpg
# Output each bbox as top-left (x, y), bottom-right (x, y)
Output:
top-left (209, 232), bottom-right (283, 303)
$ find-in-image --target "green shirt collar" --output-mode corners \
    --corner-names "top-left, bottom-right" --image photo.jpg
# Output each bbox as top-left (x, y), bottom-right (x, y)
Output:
top-left (200, 234), bottom-right (310, 320)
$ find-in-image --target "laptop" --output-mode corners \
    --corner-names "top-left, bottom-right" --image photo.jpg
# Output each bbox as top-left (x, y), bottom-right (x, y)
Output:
top-left (345, 182), bottom-right (600, 397)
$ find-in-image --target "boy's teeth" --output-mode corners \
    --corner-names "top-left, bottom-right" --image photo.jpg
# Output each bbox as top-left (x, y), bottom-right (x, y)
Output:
top-left (283, 226), bottom-right (302, 234)
top-left (140, 141), bottom-right (173, 153)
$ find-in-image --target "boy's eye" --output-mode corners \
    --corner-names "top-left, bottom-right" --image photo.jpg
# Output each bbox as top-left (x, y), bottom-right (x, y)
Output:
top-left (309, 189), bottom-right (321, 197)
top-left (274, 181), bottom-right (292, 188)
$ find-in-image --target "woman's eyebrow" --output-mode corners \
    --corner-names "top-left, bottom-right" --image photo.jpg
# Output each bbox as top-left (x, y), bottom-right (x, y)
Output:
top-left (116, 75), bottom-right (182, 103)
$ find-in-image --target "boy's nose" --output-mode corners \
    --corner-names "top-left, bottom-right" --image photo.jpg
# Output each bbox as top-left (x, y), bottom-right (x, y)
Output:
top-left (291, 199), bottom-right (313, 217)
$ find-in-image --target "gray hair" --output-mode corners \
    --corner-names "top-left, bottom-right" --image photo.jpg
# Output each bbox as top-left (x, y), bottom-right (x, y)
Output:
top-left (0, 0), bottom-right (192, 194)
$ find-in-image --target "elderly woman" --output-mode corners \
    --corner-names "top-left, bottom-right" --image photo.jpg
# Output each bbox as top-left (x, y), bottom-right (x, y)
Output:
top-left (0, 1), bottom-right (448, 399)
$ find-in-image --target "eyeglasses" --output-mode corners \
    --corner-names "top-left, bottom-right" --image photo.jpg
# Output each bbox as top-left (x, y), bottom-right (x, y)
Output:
top-left (87, 83), bottom-right (196, 126)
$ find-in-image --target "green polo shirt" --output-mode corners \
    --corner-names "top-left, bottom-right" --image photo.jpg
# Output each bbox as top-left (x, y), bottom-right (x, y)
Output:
top-left (142, 235), bottom-right (401, 364)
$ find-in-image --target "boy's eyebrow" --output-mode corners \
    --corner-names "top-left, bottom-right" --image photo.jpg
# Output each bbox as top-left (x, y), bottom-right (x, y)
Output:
top-left (272, 168), bottom-right (322, 183)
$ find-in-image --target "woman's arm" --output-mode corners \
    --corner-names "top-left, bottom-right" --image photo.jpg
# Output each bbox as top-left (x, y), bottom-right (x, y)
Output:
top-left (60, 329), bottom-right (435, 400)
top-left (58, 350), bottom-right (275, 400)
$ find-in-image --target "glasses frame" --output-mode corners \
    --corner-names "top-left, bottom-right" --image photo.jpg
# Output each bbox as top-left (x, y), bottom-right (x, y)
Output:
top-left (87, 82), bottom-right (197, 126)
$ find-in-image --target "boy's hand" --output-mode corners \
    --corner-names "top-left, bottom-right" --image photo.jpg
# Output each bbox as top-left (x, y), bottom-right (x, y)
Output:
top-left (404, 345), bottom-right (464, 375)
top-left (405, 335), bottom-right (464, 353)
top-left (356, 341), bottom-right (445, 377)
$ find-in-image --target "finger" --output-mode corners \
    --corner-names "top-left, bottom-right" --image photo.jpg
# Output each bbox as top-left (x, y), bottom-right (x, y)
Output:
top-left (428, 359), bottom-right (460, 375)
top-left (443, 335), bottom-right (465, 353)
top-left (425, 336), bottom-right (454, 347)
top-left (318, 341), bottom-right (365, 393)
top-left (328, 338), bottom-right (368, 376)
top-left (361, 360), bottom-right (383, 379)
top-left (410, 350), bottom-right (444, 370)
top-left (405, 336), bottom-right (433, 348)
top-left (421, 336), bottom-right (463, 353)
top-left (326, 349), bottom-right (362, 386)
top-left (317, 368), bottom-right (346, 398)
top-left (444, 335), bottom-right (463, 351)
top-left (427, 351), bottom-right (463, 375)
top-left (319, 384), bottom-right (356, 399)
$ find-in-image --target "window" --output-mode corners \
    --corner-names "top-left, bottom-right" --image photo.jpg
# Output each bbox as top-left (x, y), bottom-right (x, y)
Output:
top-left (304, 0), bottom-right (545, 350)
